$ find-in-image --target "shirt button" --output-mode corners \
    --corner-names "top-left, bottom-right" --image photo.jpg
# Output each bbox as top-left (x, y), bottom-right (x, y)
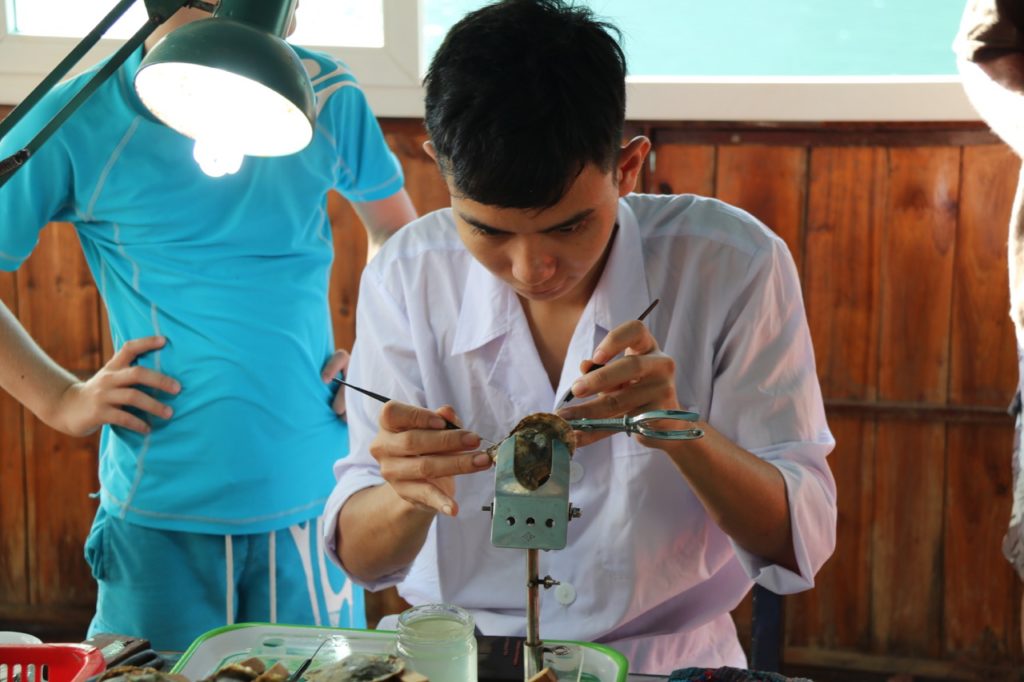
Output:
top-left (569, 461), bottom-right (584, 484)
top-left (555, 582), bottom-right (577, 606)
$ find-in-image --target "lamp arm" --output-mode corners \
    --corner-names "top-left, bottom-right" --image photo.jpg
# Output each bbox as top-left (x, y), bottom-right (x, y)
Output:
top-left (0, 0), bottom-right (214, 188)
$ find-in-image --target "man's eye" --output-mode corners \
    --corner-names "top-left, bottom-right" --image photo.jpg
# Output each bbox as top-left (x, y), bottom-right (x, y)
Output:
top-left (472, 226), bottom-right (504, 237)
top-left (556, 222), bottom-right (585, 234)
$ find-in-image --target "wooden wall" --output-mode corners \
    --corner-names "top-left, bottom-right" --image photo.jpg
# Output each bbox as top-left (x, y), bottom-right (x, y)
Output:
top-left (1, 114), bottom-right (1022, 680)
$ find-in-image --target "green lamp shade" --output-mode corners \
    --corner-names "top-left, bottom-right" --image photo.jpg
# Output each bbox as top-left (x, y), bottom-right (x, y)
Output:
top-left (134, 17), bottom-right (315, 157)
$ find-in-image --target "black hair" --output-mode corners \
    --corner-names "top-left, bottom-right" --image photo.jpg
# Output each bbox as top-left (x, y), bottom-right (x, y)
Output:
top-left (424, 0), bottom-right (627, 209)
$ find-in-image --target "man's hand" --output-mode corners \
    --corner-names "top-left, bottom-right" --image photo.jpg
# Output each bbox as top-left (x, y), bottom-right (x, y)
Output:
top-left (321, 349), bottom-right (351, 417)
top-left (556, 319), bottom-right (679, 448)
top-left (53, 336), bottom-right (180, 436)
top-left (371, 401), bottom-right (492, 516)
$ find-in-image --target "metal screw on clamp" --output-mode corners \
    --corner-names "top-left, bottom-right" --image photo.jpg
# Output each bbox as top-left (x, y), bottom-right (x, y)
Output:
top-left (530, 575), bottom-right (560, 590)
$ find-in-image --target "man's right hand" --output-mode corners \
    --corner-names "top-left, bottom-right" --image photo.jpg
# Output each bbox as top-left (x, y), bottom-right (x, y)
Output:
top-left (370, 400), bottom-right (492, 517)
top-left (52, 336), bottom-right (181, 436)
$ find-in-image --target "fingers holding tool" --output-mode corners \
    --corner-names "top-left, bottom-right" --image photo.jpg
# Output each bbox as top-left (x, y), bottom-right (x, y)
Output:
top-left (558, 302), bottom-right (681, 447)
top-left (371, 400), bottom-right (493, 516)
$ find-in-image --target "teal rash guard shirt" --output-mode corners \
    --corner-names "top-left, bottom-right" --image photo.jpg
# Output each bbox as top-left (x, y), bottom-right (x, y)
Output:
top-left (0, 45), bottom-right (405, 534)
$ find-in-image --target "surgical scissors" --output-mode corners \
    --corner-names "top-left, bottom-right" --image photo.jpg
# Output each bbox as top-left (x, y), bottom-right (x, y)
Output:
top-left (568, 409), bottom-right (704, 440)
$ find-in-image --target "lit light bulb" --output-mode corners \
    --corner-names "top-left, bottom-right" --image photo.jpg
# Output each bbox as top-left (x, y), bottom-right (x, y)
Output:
top-left (192, 138), bottom-right (244, 178)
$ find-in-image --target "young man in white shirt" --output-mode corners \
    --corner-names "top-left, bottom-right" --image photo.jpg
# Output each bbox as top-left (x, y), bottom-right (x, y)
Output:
top-left (324, 0), bottom-right (837, 673)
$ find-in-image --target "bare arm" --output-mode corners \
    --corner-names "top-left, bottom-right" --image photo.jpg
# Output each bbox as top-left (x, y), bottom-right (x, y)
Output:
top-left (352, 189), bottom-right (417, 261)
top-left (0, 298), bottom-right (180, 436)
top-left (659, 425), bottom-right (797, 571)
top-left (0, 298), bottom-right (80, 426)
top-left (337, 483), bottom-right (437, 582)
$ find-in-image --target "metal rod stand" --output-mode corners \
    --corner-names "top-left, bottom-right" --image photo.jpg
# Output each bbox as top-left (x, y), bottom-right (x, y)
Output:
top-left (525, 548), bottom-right (544, 680)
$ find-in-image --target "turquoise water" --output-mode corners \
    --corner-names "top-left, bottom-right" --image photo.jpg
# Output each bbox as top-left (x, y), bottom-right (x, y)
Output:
top-left (422, 0), bottom-right (966, 76)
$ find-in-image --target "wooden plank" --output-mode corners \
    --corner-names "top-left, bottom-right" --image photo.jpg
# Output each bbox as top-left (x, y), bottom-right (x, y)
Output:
top-left (869, 147), bottom-right (960, 659)
top-left (943, 144), bottom-right (1022, 667)
top-left (17, 223), bottom-right (103, 608)
top-left (784, 645), bottom-right (1024, 680)
top-left (802, 147), bottom-right (887, 401)
top-left (715, 145), bottom-right (807, 270)
top-left (944, 423), bottom-right (1024, 665)
top-left (870, 422), bottom-right (946, 658)
top-left (655, 122), bottom-right (1002, 148)
top-left (0, 603), bottom-right (94, 642)
top-left (786, 415), bottom-right (874, 651)
top-left (824, 399), bottom-right (1011, 424)
top-left (380, 119), bottom-right (451, 214)
top-left (878, 146), bottom-right (959, 404)
top-left (0, 269), bottom-right (28, 607)
top-left (950, 144), bottom-right (1021, 408)
top-left (646, 140), bottom-right (715, 196)
top-left (791, 146), bottom-right (884, 654)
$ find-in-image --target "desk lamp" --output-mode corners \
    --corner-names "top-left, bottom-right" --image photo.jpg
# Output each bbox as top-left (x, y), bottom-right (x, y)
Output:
top-left (0, 0), bottom-right (315, 185)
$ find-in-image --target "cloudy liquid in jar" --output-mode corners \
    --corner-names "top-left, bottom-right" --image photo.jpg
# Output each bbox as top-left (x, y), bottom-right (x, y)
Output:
top-left (396, 604), bottom-right (478, 682)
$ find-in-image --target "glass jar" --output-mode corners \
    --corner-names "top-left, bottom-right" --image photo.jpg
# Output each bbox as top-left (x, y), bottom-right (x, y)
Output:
top-left (396, 603), bottom-right (478, 682)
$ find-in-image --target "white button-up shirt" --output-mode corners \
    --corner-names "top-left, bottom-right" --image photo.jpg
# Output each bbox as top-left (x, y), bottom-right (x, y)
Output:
top-left (325, 194), bottom-right (837, 675)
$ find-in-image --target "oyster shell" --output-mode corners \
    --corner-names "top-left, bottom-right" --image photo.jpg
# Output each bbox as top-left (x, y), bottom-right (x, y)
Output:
top-left (98, 667), bottom-right (190, 682)
top-left (199, 658), bottom-right (289, 682)
top-left (302, 654), bottom-right (405, 682)
top-left (486, 413), bottom-right (576, 490)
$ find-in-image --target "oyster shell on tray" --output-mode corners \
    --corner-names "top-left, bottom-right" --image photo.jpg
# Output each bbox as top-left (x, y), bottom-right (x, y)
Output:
top-left (303, 654), bottom-right (410, 682)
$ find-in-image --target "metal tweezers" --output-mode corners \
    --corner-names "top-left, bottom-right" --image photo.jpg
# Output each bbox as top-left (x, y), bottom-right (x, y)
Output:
top-left (568, 409), bottom-right (704, 440)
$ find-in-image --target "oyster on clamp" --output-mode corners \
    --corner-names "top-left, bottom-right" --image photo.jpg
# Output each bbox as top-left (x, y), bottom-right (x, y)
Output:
top-left (485, 412), bottom-right (576, 490)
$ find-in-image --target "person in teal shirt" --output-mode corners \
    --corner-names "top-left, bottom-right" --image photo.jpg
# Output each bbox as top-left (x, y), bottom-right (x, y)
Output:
top-left (0, 6), bottom-right (415, 650)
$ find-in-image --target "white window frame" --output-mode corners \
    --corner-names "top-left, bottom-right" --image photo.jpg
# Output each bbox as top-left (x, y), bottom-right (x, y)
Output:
top-left (0, 0), bottom-right (979, 122)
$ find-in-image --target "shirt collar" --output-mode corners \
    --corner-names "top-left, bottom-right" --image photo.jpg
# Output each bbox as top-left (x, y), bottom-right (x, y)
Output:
top-left (450, 197), bottom-right (651, 355)
top-left (592, 199), bottom-right (651, 332)
top-left (451, 255), bottom-right (515, 355)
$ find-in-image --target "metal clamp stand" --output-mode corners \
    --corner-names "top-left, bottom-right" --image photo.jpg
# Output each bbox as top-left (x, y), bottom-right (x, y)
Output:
top-left (485, 429), bottom-right (580, 680)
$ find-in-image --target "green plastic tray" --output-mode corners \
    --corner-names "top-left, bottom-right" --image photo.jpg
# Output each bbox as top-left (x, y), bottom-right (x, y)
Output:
top-left (171, 622), bottom-right (629, 682)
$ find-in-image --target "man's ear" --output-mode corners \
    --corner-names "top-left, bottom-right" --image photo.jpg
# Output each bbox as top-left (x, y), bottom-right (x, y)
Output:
top-left (422, 140), bottom-right (439, 162)
top-left (616, 136), bottom-right (651, 197)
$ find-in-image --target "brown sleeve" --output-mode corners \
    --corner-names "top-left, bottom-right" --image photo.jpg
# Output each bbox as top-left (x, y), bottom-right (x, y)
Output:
top-left (954, 0), bottom-right (1024, 62)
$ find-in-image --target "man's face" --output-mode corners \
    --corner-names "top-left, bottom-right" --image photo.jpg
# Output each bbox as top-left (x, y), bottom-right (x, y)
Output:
top-left (442, 138), bottom-right (650, 306)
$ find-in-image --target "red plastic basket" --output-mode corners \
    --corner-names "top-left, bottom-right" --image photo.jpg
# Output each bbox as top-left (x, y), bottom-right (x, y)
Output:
top-left (0, 644), bottom-right (105, 682)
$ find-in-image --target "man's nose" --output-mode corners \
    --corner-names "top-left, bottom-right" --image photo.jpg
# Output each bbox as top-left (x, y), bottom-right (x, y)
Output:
top-left (512, 243), bottom-right (556, 285)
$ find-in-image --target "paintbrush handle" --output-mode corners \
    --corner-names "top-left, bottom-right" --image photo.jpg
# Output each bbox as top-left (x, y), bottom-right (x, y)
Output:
top-left (331, 377), bottom-right (462, 430)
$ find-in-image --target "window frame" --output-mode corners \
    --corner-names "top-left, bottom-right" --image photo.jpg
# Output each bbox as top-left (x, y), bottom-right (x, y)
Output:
top-left (0, 0), bottom-right (978, 122)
